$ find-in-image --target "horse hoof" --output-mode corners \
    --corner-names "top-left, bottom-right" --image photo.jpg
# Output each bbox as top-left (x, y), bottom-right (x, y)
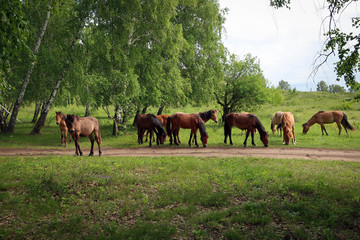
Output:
top-left (203, 144), bottom-right (207, 148)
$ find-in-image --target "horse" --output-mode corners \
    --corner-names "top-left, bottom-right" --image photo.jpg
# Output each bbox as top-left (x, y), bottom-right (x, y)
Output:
top-left (144, 114), bottom-right (169, 142)
top-left (224, 113), bottom-right (269, 147)
top-left (135, 114), bottom-right (166, 147)
top-left (271, 111), bottom-right (284, 136)
top-left (172, 110), bottom-right (217, 144)
top-left (65, 115), bottom-right (102, 156)
top-left (281, 112), bottom-right (296, 145)
top-left (55, 111), bottom-right (71, 147)
top-left (302, 111), bottom-right (355, 135)
top-left (167, 113), bottom-right (208, 147)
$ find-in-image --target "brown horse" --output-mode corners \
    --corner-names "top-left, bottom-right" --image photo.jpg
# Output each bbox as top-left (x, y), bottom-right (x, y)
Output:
top-left (224, 113), bottom-right (269, 147)
top-left (281, 112), bottom-right (296, 145)
top-left (302, 111), bottom-right (355, 135)
top-left (55, 111), bottom-right (71, 147)
top-left (135, 114), bottom-right (166, 147)
top-left (172, 110), bottom-right (217, 144)
top-left (65, 115), bottom-right (102, 156)
top-left (167, 113), bottom-right (208, 147)
top-left (144, 114), bottom-right (169, 142)
top-left (271, 111), bottom-right (284, 136)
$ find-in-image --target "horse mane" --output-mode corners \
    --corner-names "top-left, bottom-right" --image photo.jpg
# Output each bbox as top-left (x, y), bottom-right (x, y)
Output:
top-left (149, 114), bottom-right (165, 135)
top-left (199, 110), bottom-right (212, 121)
top-left (317, 111), bottom-right (325, 113)
top-left (196, 115), bottom-right (208, 136)
top-left (249, 114), bottom-right (267, 135)
top-left (67, 114), bottom-right (80, 122)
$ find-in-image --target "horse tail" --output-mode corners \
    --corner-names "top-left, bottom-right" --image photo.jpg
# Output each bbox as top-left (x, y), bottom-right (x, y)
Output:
top-left (342, 113), bottom-right (355, 131)
top-left (166, 116), bottom-right (172, 136)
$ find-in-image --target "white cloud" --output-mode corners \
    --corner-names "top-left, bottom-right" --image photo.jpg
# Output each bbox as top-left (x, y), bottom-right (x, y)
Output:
top-left (219, 0), bottom-right (358, 91)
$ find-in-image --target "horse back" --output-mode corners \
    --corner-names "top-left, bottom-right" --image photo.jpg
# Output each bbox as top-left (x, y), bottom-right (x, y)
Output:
top-left (78, 116), bottom-right (100, 134)
top-left (281, 112), bottom-right (294, 128)
top-left (316, 111), bottom-right (343, 123)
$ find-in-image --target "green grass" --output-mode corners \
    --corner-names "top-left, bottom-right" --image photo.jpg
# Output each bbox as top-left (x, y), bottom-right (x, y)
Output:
top-left (1, 156), bottom-right (359, 239)
top-left (1, 91), bottom-right (360, 150)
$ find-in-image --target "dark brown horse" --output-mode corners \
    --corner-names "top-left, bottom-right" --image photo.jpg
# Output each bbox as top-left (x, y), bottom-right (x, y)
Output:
top-left (65, 115), bottom-right (102, 156)
top-left (55, 111), bottom-right (71, 147)
top-left (302, 111), bottom-right (355, 135)
top-left (224, 113), bottom-right (269, 147)
top-left (144, 114), bottom-right (170, 142)
top-left (173, 110), bottom-right (217, 144)
top-left (135, 114), bottom-right (166, 147)
top-left (167, 113), bottom-right (208, 147)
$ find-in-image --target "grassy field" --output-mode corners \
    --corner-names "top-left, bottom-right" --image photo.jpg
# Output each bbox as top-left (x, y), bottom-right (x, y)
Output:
top-left (1, 91), bottom-right (360, 239)
top-left (1, 156), bottom-right (359, 239)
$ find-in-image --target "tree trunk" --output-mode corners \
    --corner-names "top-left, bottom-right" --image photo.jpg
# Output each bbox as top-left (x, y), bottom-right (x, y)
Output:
top-left (84, 101), bottom-right (91, 117)
top-left (157, 102), bottom-right (165, 115)
top-left (7, 5), bottom-right (51, 133)
top-left (31, 101), bottom-right (42, 123)
top-left (31, 37), bottom-right (78, 135)
top-left (31, 4), bottom-right (89, 135)
top-left (112, 105), bottom-right (122, 136)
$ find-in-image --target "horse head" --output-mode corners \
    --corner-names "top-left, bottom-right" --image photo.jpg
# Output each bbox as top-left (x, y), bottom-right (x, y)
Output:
top-left (65, 114), bottom-right (77, 134)
top-left (55, 112), bottom-right (63, 125)
top-left (302, 123), bottom-right (309, 134)
top-left (210, 110), bottom-right (218, 123)
top-left (283, 127), bottom-right (292, 145)
top-left (200, 132), bottom-right (208, 147)
top-left (260, 131), bottom-right (269, 147)
top-left (158, 127), bottom-right (167, 144)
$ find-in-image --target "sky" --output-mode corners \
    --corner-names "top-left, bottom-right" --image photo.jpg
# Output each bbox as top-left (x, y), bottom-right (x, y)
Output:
top-left (218, 0), bottom-right (359, 91)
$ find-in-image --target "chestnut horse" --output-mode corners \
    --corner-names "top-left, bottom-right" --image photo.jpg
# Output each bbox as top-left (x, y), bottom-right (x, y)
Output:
top-left (281, 112), bottom-right (296, 145)
top-left (172, 110), bottom-right (218, 144)
top-left (65, 115), bottom-right (102, 156)
top-left (55, 111), bottom-right (71, 147)
top-left (144, 114), bottom-right (169, 142)
top-left (135, 114), bottom-right (166, 147)
top-left (167, 113), bottom-right (208, 147)
top-left (224, 113), bottom-right (269, 147)
top-left (271, 111), bottom-right (284, 136)
top-left (302, 111), bottom-right (355, 135)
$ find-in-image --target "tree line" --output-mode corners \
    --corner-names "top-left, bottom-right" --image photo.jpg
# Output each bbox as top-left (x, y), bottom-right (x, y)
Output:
top-left (1, 0), bottom-right (358, 135)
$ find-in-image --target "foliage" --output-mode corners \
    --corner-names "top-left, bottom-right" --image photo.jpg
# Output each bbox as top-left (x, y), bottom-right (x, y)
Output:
top-left (277, 80), bottom-right (291, 90)
top-left (329, 84), bottom-right (346, 93)
top-left (214, 54), bottom-right (270, 117)
top-left (1, 156), bottom-right (359, 239)
top-left (270, 0), bottom-right (360, 91)
top-left (316, 80), bottom-right (329, 92)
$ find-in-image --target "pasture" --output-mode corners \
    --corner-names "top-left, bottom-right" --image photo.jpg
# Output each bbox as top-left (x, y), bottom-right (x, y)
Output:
top-left (1, 91), bottom-right (360, 239)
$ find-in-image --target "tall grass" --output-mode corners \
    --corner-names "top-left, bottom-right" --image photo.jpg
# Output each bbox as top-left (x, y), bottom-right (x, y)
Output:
top-left (1, 156), bottom-right (359, 239)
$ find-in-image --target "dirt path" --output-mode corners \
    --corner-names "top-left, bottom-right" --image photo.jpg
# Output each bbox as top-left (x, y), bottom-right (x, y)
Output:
top-left (0, 147), bottom-right (359, 162)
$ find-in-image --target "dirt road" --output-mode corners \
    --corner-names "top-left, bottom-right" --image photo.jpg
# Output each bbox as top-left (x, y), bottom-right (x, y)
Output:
top-left (0, 147), bottom-right (359, 162)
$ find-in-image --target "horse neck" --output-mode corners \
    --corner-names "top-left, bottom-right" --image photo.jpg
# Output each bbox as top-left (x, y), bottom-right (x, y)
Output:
top-left (199, 111), bottom-right (211, 123)
top-left (305, 115), bottom-right (318, 127)
top-left (255, 119), bottom-right (267, 136)
top-left (197, 120), bottom-right (207, 136)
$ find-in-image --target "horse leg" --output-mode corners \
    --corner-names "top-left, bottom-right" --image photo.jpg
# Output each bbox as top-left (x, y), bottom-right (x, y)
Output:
top-left (251, 130), bottom-right (256, 146)
top-left (153, 129), bottom-right (160, 145)
top-left (188, 132), bottom-right (193, 147)
top-left (176, 129), bottom-right (181, 144)
top-left (60, 130), bottom-right (64, 146)
top-left (88, 134), bottom-right (95, 156)
top-left (64, 129), bottom-right (68, 147)
top-left (149, 130), bottom-right (153, 147)
top-left (173, 128), bottom-right (179, 146)
top-left (194, 130), bottom-right (199, 147)
top-left (243, 131), bottom-right (250, 147)
top-left (336, 122), bottom-right (342, 135)
top-left (292, 126), bottom-right (296, 144)
top-left (144, 130), bottom-right (149, 142)
top-left (229, 128), bottom-right (233, 146)
top-left (94, 131), bottom-right (102, 156)
top-left (321, 124), bottom-right (328, 135)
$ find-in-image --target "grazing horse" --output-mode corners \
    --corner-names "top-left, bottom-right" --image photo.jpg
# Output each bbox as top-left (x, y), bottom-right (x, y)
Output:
top-left (224, 113), bottom-right (269, 147)
top-left (281, 112), bottom-right (296, 145)
top-left (173, 110), bottom-right (218, 144)
top-left (271, 111), bottom-right (284, 136)
top-left (302, 111), bottom-right (355, 135)
top-left (144, 114), bottom-right (169, 142)
top-left (135, 114), bottom-right (166, 147)
top-left (65, 115), bottom-right (102, 156)
top-left (55, 111), bottom-right (71, 147)
top-left (167, 113), bottom-right (208, 147)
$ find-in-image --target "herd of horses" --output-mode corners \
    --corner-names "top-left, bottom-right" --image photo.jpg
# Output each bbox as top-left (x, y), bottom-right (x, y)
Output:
top-left (56, 109), bottom-right (355, 156)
